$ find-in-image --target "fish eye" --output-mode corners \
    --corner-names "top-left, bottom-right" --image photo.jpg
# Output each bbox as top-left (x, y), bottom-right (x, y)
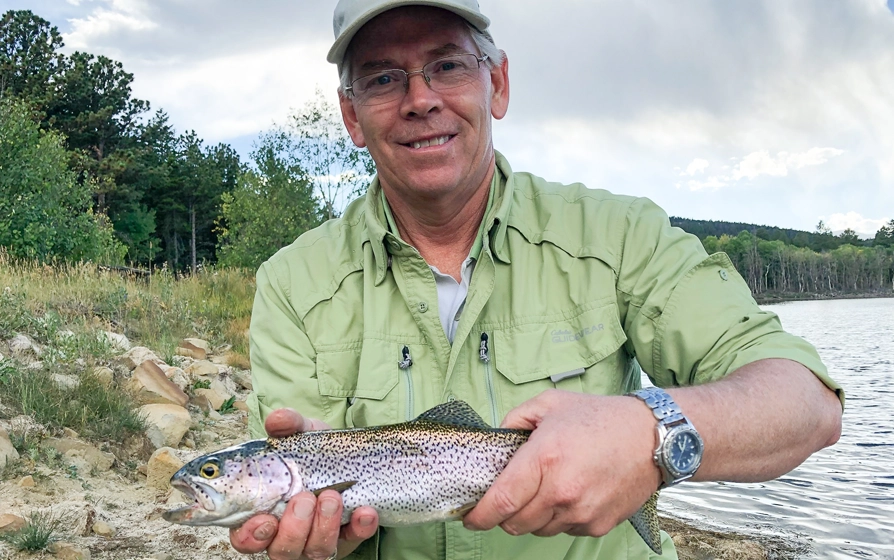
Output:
top-left (199, 461), bottom-right (220, 479)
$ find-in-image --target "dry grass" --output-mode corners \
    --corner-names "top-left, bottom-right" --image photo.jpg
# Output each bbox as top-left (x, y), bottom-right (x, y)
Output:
top-left (0, 251), bottom-right (255, 363)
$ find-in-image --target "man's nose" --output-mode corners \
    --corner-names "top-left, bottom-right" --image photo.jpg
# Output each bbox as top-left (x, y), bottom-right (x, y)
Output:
top-left (401, 70), bottom-right (440, 117)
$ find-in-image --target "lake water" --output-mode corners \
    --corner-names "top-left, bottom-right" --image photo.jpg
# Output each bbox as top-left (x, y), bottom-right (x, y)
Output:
top-left (659, 297), bottom-right (894, 559)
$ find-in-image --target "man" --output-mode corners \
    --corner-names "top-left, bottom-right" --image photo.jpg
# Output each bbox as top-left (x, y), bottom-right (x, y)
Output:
top-left (231, 1), bottom-right (843, 559)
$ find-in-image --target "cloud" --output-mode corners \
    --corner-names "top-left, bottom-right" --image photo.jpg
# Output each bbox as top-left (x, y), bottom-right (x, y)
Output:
top-left (730, 148), bottom-right (844, 181)
top-left (822, 212), bottom-right (890, 237)
top-left (681, 158), bottom-right (709, 176)
top-left (64, 0), bottom-right (157, 50)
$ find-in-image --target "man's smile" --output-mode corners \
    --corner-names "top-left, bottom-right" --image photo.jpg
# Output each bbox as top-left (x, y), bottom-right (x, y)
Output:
top-left (400, 134), bottom-right (456, 150)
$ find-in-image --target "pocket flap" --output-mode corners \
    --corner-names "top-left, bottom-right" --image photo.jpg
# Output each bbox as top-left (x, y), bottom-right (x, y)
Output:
top-left (316, 344), bottom-right (398, 400)
top-left (493, 302), bottom-right (627, 384)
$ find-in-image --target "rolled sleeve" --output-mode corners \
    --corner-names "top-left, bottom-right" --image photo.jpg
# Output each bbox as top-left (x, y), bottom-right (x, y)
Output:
top-left (618, 198), bottom-right (843, 405)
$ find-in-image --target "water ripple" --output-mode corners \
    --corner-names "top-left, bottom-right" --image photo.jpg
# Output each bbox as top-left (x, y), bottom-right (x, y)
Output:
top-left (661, 297), bottom-right (894, 559)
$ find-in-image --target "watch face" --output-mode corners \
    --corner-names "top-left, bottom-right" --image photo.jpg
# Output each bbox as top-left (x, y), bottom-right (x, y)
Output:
top-left (666, 428), bottom-right (703, 476)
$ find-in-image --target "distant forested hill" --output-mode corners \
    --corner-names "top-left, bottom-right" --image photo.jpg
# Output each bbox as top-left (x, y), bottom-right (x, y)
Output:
top-left (671, 217), bottom-right (855, 252)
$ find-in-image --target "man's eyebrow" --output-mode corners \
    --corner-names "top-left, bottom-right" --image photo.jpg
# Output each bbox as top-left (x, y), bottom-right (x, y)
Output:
top-left (356, 44), bottom-right (468, 72)
top-left (428, 43), bottom-right (466, 57)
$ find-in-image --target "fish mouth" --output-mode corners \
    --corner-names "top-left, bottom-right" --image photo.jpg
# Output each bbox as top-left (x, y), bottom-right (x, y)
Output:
top-left (163, 479), bottom-right (220, 524)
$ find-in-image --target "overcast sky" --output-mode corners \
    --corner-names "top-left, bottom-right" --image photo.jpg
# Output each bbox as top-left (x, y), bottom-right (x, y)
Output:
top-left (10, 0), bottom-right (894, 236)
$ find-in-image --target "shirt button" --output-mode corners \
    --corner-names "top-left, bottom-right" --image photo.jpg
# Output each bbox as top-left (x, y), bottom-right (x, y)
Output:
top-left (418, 301), bottom-right (429, 313)
top-left (447, 394), bottom-right (456, 402)
top-left (719, 269), bottom-right (729, 281)
top-left (387, 240), bottom-right (401, 252)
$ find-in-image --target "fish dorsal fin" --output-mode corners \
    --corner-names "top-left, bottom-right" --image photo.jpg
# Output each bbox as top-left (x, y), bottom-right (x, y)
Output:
top-left (413, 400), bottom-right (491, 429)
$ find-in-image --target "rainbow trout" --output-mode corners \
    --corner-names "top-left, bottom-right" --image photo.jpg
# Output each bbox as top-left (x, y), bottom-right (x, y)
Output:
top-left (163, 400), bottom-right (662, 553)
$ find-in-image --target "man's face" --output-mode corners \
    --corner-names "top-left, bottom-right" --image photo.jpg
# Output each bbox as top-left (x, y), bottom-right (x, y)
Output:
top-left (339, 7), bottom-right (509, 202)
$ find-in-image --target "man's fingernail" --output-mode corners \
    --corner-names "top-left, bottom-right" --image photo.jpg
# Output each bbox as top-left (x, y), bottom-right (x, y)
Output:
top-left (320, 497), bottom-right (339, 517)
top-left (359, 514), bottom-right (374, 527)
top-left (294, 497), bottom-right (316, 520)
top-left (253, 522), bottom-right (275, 541)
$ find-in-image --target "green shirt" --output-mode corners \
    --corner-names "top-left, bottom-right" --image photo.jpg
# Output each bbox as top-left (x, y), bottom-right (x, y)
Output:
top-left (246, 152), bottom-right (840, 560)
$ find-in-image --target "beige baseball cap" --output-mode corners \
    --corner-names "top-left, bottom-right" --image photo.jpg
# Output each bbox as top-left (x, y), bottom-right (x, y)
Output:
top-left (327, 0), bottom-right (491, 64)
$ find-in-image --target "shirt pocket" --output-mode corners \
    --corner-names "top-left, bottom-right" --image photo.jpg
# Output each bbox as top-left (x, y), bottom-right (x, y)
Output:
top-left (491, 300), bottom-right (629, 419)
top-left (315, 341), bottom-right (404, 428)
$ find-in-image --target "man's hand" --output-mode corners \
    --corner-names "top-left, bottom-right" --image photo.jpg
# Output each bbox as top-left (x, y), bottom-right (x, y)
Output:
top-left (463, 360), bottom-right (842, 539)
top-left (463, 390), bottom-right (660, 538)
top-left (229, 408), bottom-right (380, 560)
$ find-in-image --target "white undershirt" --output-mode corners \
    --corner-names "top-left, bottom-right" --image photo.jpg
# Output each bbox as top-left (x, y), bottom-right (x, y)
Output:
top-left (429, 258), bottom-right (476, 344)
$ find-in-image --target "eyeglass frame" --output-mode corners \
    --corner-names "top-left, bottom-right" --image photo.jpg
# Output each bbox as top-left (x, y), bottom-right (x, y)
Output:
top-left (344, 53), bottom-right (490, 105)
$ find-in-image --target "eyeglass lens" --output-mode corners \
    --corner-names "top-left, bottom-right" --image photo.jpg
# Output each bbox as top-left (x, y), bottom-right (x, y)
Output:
top-left (350, 54), bottom-right (485, 106)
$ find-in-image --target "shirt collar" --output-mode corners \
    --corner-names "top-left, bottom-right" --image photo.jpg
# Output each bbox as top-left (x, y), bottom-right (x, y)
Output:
top-left (364, 150), bottom-right (515, 284)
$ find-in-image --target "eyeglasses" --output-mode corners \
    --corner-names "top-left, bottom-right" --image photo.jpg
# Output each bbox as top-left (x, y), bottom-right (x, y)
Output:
top-left (346, 53), bottom-right (489, 107)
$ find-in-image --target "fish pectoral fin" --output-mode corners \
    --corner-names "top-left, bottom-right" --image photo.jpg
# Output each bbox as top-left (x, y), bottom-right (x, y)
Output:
top-left (312, 481), bottom-right (358, 496)
top-left (628, 491), bottom-right (662, 555)
top-left (446, 501), bottom-right (478, 519)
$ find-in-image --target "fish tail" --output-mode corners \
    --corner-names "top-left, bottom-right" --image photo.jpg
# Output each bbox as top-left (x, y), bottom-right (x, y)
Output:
top-left (628, 491), bottom-right (661, 554)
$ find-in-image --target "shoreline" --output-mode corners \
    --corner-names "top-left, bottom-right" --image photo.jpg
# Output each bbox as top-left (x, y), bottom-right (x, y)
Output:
top-left (754, 291), bottom-right (894, 305)
top-left (662, 515), bottom-right (806, 560)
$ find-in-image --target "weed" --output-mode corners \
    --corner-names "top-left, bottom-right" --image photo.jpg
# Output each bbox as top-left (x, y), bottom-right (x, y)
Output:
top-left (218, 396), bottom-right (237, 414)
top-left (0, 363), bottom-right (144, 444)
top-left (192, 379), bottom-right (211, 390)
top-left (0, 510), bottom-right (64, 552)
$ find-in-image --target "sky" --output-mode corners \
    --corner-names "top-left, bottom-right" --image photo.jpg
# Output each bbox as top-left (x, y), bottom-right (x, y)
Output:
top-left (7, 0), bottom-right (894, 237)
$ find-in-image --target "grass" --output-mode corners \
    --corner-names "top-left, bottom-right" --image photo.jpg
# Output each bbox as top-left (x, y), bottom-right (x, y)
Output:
top-left (0, 360), bottom-right (145, 444)
top-left (0, 511), bottom-right (65, 552)
top-left (0, 251), bottom-right (256, 448)
top-left (0, 251), bottom-right (255, 362)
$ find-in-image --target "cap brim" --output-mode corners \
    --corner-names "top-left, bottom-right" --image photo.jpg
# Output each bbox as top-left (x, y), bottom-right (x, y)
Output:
top-left (327, 0), bottom-right (490, 65)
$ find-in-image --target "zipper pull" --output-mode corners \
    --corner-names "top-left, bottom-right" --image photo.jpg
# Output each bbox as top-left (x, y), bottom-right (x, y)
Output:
top-left (479, 333), bottom-right (490, 363)
top-left (398, 345), bottom-right (413, 369)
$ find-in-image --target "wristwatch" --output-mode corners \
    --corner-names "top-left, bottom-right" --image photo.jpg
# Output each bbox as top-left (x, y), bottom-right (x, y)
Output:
top-left (631, 387), bottom-right (704, 489)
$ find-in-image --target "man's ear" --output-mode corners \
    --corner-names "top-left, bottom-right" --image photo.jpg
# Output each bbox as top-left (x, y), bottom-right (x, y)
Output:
top-left (490, 51), bottom-right (510, 120)
top-left (339, 90), bottom-right (367, 148)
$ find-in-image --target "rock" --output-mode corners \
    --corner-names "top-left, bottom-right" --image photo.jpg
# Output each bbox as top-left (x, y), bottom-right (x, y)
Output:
top-left (128, 360), bottom-right (189, 407)
top-left (0, 513), bottom-right (26, 534)
top-left (185, 360), bottom-right (220, 378)
top-left (116, 346), bottom-right (162, 371)
top-left (62, 427), bottom-right (79, 439)
top-left (139, 404), bottom-right (192, 448)
top-left (49, 542), bottom-right (91, 559)
top-left (163, 367), bottom-right (190, 392)
top-left (146, 447), bottom-right (184, 491)
top-left (53, 374), bottom-right (80, 390)
top-left (43, 438), bottom-right (115, 472)
top-left (26, 360), bottom-right (44, 370)
top-left (9, 333), bottom-right (40, 356)
top-left (92, 366), bottom-right (114, 387)
top-left (91, 520), bottom-right (115, 537)
top-left (230, 369), bottom-right (253, 391)
top-left (189, 392), bottom-right (213, 412)
top-left (176, 338), bottom-right (209, 360)
top-left (103, 330), bottom-right (131, 352)
top-left (194, 388), bottom-right (227, 410)
top-left (18, 475), bottom-right (35, 487)
top-left (0, 427), bottom-right (19, 467)
top-left (233, 400), bottom-right (250, 412)
top-left (0, 351), bottom-right (4, 361)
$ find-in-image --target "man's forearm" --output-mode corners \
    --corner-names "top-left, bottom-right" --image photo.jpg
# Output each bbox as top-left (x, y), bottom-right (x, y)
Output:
top-left (670, 358), bottom-right (842, 484)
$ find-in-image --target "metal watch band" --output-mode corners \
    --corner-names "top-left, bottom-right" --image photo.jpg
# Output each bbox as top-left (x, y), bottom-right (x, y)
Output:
top-left (633, 387), bottom-right (689, 429)
top-left (632, 386), bottom-right (703, 488)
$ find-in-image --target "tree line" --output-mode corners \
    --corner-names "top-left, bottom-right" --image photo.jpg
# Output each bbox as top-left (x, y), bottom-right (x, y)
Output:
top-left (679, 224), bottom-right (894, 297)
top-left (1, 10), bottom-right (371, 271)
